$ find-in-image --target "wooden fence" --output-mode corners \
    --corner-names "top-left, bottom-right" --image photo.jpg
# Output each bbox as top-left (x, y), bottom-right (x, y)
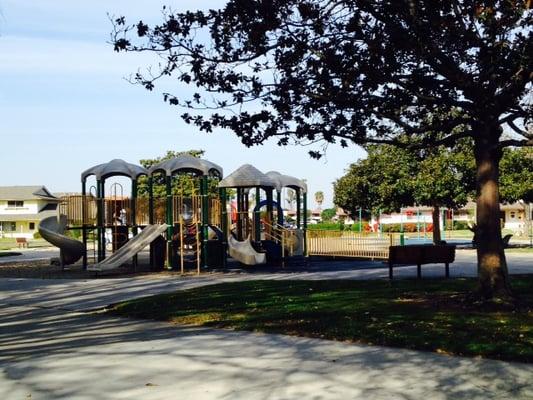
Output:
top-left (306, 230), bottom-right (400, 259)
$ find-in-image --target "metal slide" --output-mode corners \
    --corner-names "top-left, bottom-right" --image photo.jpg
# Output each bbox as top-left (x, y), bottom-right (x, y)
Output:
top-left (39, 215), bottom-right (86, 265)
top-left (227, 235), bottom-right (266, 266)
top-left (89, 224), bottom-right (168, 271)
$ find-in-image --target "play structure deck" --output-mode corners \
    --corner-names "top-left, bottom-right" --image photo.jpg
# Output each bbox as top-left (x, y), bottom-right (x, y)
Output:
top-left (39, 156), bottom-right (425, 274)
top-left (39, 156), bottom-right (310, 272)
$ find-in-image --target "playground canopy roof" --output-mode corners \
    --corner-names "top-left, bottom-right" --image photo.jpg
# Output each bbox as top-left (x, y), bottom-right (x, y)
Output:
top-left (266, 171), bottom-right (308, 193)
top-left (148, 154), bottom-right (223, 178)
top-left (218, 164), bottom-right (276, 189)
top-left (81, 159), bottom-right (148, 181)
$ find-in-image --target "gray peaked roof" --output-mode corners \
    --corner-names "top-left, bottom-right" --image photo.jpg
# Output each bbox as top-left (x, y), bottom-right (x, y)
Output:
top-left (149, 154), bottom-right (223, 177)
top-left (81, 159), bottom-right (148, 181)
top-left (0, 186), bottom-right (58, 201)
top-left (265, 171), bottom-right (308, 193)
top-left (218, 164), bottom-right (276, 189)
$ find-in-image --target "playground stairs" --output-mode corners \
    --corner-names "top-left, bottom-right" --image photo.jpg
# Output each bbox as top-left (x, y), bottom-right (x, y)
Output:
top-left (88, 224), bottom-right (168, 272)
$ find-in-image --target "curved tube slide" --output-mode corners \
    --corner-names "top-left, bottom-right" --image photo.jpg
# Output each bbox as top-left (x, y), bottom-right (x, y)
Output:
top-left (38, 215), bottom-right (85, 265)
top-left (228, 235), bottom-right (266, 266)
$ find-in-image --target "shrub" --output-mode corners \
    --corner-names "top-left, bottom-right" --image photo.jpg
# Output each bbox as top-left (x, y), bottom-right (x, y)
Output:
top-left (453, 220), bottom-right (470, 230)
top-left (33, 231), bottom-right (42, 239)
top-left (308, 222), bottom-right (344, 231)
top-left (381, 223), bottom-right (422, 233)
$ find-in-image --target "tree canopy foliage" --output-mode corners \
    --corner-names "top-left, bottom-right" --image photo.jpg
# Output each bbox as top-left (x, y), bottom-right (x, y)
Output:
top-left (112, 1), bottom-right (532, 297)
top-left (333, 140), bottom-right (476, 242)
top-left (113, 1), bottom-right (531, 152)
top-left (334, 144), bottom-right (530, 214)
top-left (499, 147), bottom-right (533, 203)
top-left (320, 207), bottom-right (337, 221)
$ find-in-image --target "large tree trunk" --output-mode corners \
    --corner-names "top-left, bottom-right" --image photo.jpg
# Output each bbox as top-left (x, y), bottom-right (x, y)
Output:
top-left (474, 132), bottom-right (511, 299)
top-left (431, 205), bottom-right (441, 244)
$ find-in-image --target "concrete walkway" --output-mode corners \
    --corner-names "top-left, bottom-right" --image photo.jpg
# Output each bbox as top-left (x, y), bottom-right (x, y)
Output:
top-left (1, 251), bottom-right (532, 399)
top-left (0, 250), bottom-right (530, 312)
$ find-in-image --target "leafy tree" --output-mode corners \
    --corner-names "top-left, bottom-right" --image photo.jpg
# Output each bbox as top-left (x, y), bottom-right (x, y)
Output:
top-left (285, 189), bottom-right (296, 210)
top-left (321, 207), bottom-right (336, 221)
top-left (334, 144), bottom-right (531, 242)
top-left (137, 150), bottom-right (220, 198)
top-left (112, 2), bottom-right (532, 298)
top-left (499, 147), bottom-right (533, 203)
top-left (334, 140), bottom-right (476, 243)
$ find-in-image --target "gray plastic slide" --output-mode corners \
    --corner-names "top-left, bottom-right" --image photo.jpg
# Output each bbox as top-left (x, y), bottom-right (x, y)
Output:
top-left (228, 235), bottom-right (266, 266)
top-left (89, 224), bottom-right (168, 271)
top-left (38, 215), bottom-right (85, 265)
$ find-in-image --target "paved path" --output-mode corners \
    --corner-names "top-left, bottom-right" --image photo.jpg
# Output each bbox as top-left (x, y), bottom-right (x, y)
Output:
top-left (0, 250), bottom-right (531, 312)
top-left (1, 251), bottom-right (532, 399)
top-left (1, 304), bottom-right (532, 400)
top-left (0, 248), bottom-right (58, 264)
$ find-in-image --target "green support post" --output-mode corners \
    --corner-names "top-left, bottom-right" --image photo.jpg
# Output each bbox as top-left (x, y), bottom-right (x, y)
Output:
top-left (440, 210), bottom-right (446, 240)
top-left (101, 180), bottom-right (107, 261)
top-left (165, 174), bottom-right (173, 269)
top-left (148, 177), bottom-right (154, 224)
top-left (254, 187), bottom-right (261, 243)
top-left (378, 209), bottom-right (382, 236)
top-left (296, 189), bottom-right (301, 229)
top-left (303, 191), bottom-right (308, 257)
top-left (220, 188), bottom-right (228, 268)
top-left (81, 180), bottom-right (88, 269)
top-left (400, 209), bottom-right (404, 245)
top-left (131, 179), bottom-right (138, 269)
top-left (417, 208), bottom-right (421, 240)
top-left (201, 175), bottom-right (209, 269)
top-left (148, 176), bottom-right (154, 267)
top-left (276, 190), bottom-right (283, 225)
top-left (236, 188), bottom-right (243, 241)
top-left (266, 189), bottom-right (274, 226)
top-left (359, 208), bottom-right (362, 233)
top-left (96, 179), bottom-right (105, 262)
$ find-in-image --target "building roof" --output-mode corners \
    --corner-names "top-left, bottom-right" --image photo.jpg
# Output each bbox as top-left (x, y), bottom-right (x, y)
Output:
top-left (149, 154), bottom-right (223, 178)
top-left (265, 171), bottom-right (307, 193)
top-left (0, 186), bottom-right (58, 201)
top-left (218, 164), bottom-right (276, 189)
top-left (81, 159), bottom-right (148, 181)
top-left (0, 208), bottom-right (58, 222)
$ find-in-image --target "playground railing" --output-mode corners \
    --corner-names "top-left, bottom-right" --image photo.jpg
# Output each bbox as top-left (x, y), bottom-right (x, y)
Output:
top-left (262, 221), bottom-right (304, 257)
top-left (306, 230), bottom-right (400, 259)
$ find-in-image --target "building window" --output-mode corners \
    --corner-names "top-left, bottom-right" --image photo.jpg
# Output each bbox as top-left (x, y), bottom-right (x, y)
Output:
top-left (29, 222), bottom-right (35, 230)
top-left (7, 200), bottom-right (24, 208)
top-left (510, 211), bottom-right (516, 219)
top-left (0, 222), bottom-right (16, 232)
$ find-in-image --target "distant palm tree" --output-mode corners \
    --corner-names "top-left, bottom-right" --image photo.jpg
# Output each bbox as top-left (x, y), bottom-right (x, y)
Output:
top-left (286, 189), bottom-right (296, 210)
top-left (315, 191), bottom-right (324, 209)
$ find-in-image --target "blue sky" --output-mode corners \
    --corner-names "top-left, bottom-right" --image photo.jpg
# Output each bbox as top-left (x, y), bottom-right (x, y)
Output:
top-left (0, 0), bottom-right (365, 208)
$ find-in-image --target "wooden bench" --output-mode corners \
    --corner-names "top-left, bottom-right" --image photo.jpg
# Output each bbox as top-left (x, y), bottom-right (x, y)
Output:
top-left (16, 237), bottom-right (28, 248)
top-left (388, 244), bottom-right (456, 279)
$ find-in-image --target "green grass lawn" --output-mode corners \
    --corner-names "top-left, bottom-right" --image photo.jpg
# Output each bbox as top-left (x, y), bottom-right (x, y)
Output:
top-left (506, 247), bottom-right (533, 253)
top-left (108, 277), bottom-right (533, 363)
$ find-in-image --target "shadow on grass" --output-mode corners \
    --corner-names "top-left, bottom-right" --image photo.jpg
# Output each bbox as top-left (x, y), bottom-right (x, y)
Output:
top-left (1, 303), bottom-right (532, 399)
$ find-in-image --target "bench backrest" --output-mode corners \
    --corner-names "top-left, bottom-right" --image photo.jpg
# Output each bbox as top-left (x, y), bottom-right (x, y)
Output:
top-left (389, 245), bottom-right (455, 264)
top-left (15, 237), bottom-right (27, 243)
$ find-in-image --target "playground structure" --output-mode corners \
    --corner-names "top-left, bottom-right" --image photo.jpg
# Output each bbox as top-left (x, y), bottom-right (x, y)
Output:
top-left (219, 165), bottom-right (308, 266)
top-left (39, 156), bottom-right (310, 272)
